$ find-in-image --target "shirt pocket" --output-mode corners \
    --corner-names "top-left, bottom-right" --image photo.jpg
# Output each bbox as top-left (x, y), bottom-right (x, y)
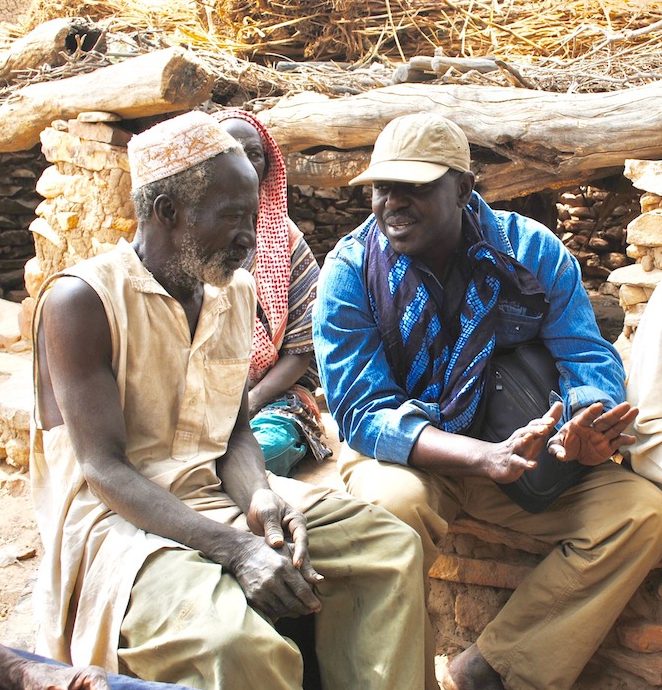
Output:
top-left (204, 357), bottom-right (250, 443)
top-left (495, 301), bottom-right (543, 347)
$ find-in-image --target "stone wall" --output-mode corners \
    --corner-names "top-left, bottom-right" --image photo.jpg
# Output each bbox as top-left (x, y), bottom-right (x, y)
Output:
top-left (24, 115), bottom-right (136, 303)
top-left (0, 147), bottom-right (47, 300)
top-left (556, 184), bottom-right (638, 289)
top-left (606, 160), bottom-right (662, 369)
top-left (430, 518), bottom-right (662, 689)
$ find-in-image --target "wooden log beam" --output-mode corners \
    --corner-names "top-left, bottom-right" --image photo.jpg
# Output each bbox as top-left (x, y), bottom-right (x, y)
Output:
top-left (0, 47), bottom-right (214, 152)
top-left (285, 147), bottom-right (624, 201)
top-left (259, 82), bottom-right (662, 197)
top-left (0, 18), bottom-right (104, 83)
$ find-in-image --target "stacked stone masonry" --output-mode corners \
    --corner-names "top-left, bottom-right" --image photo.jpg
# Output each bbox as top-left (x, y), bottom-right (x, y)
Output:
top-left (0, 147), bottom-right (47, 301)
top-left (555, 185), bottom-right (638, 288)
top-left (430, 519), bottom-right (662, 688)
top-left (606, 159), bottom-right (662, 367)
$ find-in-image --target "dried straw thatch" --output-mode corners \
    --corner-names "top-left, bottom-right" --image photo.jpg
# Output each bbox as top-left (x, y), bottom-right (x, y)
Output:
top-left (1, 0), bottom-right (661, 97)
top-left (11, 0), bottom-right (660, 62)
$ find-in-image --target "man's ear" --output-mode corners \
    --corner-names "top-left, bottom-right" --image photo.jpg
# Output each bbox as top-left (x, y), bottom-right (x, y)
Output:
top-left (153, 194), bottom-right (178, 227)
top-left (457, 171), bottom-right (476, 206)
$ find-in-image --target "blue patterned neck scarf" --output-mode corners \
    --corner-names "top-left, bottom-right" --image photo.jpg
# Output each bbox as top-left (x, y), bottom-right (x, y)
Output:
top-left (363, 206), bottom-right (547, 434)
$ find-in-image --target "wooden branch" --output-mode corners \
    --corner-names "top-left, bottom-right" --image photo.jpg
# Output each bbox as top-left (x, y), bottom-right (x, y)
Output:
top-left (0, 47), bottom-right (214, 152)
top-left (258, 82), bottom-right (662, 197)
top-left (0, 18), bottom-right (104, 83)
top-left (285, 149), bottom-right (370, 188)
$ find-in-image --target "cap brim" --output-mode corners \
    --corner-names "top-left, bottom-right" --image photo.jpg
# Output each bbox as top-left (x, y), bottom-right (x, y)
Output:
top-left (349, 160), bottom-right (449, 186)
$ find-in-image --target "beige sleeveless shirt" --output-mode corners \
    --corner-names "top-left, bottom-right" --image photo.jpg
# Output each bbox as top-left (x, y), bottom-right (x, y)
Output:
top-left (30, 240), bottom-right (272, 669)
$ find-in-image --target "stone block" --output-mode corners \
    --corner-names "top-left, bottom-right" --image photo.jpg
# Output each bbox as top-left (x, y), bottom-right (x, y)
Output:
top-left (67, 120), bottom-right (132, 148)
top-left (454, 591), bottom-right (501, 633)
top-left (627, 244), bottom-right (648, 260)
top-left (625, 159), bottom-right (662, 196)
top-left (0, 351), bottom-right (32, 470)
top-left (626, 211), bottom-right (662, 247)
top-left (597, 645), bottom-right (662, 685)
top-left (642, 255), bottom-right (655, 272)
top-left (18, 298), bottom-right (35, 342)
top-left (429, 553), bottom-right (533, 590)
top-left (641, 192), bottom-right (662, 213)
top-left (55, 212), bottom-right (79, 232)
top-left (35, 166), bottom-right (70, 199)
top-left (654, 247), bottom-right (662, 270)
top-left (77, 111), bottom-right (122, 123)
top-left (40, 128), bottom-right (130, 173)
top-left (29, 218), bottom-right (62, 249)
top-left (617, 623), bottom-right (662, 653)
top-left (619, 284), bottom-right (649, 307)
top-left (624, 303), bottom-right (647, 329)
top-left (0, 299), bottom-right (21, 350)
top-left (608, 263), bottom-right (662, 288)
top-left (24, 257), bottom-right (44, 298)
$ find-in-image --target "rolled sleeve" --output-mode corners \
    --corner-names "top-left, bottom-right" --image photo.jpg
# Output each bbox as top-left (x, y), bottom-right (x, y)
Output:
top-left (496, 205), bottom-right (626, 420)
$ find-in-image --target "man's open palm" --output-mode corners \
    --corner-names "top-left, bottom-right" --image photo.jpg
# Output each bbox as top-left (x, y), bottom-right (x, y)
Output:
top-left (547, 401), bottom-right (638, 466)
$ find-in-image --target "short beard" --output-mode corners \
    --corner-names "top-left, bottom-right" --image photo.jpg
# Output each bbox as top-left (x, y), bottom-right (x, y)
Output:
top-left (165, 230), bottom-right (238, 289)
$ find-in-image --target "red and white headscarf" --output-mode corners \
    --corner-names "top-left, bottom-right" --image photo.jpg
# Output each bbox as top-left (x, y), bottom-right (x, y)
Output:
top-left (214, 108), bottom-right (302, 383)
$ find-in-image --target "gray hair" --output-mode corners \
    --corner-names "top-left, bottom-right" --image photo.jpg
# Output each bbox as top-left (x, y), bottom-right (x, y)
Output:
top-left (131, 155), bottom-right (219, 224)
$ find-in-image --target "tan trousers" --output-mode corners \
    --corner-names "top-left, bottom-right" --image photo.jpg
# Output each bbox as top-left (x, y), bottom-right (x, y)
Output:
top-left (118, 495), bottom-right (426, 690)
top-left (338, 445), bottom-right (662, 690)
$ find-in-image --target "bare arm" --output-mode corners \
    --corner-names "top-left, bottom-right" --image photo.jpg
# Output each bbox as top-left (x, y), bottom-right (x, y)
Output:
top-left (410, 403), bottom-right (563, 483)
top-left (248, 351), bottom-right (311, 417)
top-left (40, 277), bottom-right (252, 565)
top-left (41, 277), bottom-right (319, 620)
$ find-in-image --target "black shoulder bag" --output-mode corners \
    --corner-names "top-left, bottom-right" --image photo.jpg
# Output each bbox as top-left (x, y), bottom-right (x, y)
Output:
top-left (471, 341), bottom-right (590, 513)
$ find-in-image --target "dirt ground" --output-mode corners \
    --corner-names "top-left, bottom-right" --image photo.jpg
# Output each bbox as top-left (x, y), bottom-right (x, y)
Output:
top-left (0, 466), bottom-right (41, 651)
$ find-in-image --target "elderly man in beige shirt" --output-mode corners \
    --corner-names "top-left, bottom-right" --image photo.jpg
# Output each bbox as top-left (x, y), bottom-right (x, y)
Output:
top-left (30, 111), bottom-right (428, 690)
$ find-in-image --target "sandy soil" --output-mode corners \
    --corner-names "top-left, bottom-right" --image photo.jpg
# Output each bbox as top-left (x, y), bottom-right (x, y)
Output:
top-left (0, 467), bottom-right (41, 651)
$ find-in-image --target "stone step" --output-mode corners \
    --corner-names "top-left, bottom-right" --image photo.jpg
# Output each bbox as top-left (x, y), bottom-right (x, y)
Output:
top-left (0, 349), bottom-right (32, 469)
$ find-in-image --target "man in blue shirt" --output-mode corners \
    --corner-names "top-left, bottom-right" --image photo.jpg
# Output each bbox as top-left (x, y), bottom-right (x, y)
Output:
top-left (313, 112), bottom-right (662, 690)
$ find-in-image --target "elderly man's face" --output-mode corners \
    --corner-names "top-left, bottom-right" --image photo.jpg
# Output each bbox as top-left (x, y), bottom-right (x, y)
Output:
top-left (171, 151), bottom-right (259, 288)
top-left (371, 171), bottom-right (467, 269)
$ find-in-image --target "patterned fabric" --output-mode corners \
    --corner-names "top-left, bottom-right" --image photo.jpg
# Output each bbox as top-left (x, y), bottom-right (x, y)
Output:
top-left (214, 109), bottom-right (294, 383)
top-left (127, 112), bottom-right (240, 190)
top-left (364, 207), bottom-right (548, 434)
top-left (215, 109), bottom-right (329, 462)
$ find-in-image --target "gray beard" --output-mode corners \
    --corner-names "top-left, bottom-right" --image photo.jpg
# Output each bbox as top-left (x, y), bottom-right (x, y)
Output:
top-left (165, 231), bottom-right (237, 289)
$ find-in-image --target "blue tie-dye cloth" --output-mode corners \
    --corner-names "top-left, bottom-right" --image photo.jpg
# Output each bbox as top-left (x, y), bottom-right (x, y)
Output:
top-left (363, 206), bottom-right (547, 434)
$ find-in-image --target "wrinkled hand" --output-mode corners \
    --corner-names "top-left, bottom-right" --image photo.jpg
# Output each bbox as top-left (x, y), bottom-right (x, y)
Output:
top-left (547, 401), bottom-right (638, 466)
top-left (488, 402), bottom-right (563, 484)
top-left (229, 488), bottom-right (323, 621)
top-left (230, 533), bottom-right (322, 622)
top-left (18, 660), bottom-right (109, 690)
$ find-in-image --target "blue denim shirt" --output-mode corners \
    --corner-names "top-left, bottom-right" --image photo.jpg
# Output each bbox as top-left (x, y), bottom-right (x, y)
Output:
top-left (312, 192), bottom-right (626, 465)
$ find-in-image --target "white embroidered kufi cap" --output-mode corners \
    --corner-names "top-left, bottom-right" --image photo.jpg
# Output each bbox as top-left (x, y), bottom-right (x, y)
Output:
top-left (127, 111), bottom-right (241, 191)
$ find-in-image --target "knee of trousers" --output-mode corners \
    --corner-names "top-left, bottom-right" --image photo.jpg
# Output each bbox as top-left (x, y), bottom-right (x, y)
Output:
top-left (591, 476), bottom-right (662, 563)
top-left (204, 619), bottom-right (295, 667)
top-left (626, 480), bottom-right (662, 557)
top-left (355, 465), bottom-right (437, 530)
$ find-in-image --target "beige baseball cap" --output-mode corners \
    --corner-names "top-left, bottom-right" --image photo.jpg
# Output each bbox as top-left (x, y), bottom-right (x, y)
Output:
top-left (349, 112), bottom-right (471, 186)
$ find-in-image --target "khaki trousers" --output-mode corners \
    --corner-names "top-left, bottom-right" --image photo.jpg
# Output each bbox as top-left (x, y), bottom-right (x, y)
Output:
top-left (118, 495), bottom-right (426, 690)
top-left (338, 445), bottom-right (662, 690)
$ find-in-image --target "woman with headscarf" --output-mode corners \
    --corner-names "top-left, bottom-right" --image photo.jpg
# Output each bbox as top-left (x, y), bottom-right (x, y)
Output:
top-left (215, 109), bottom-right (332, 477)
